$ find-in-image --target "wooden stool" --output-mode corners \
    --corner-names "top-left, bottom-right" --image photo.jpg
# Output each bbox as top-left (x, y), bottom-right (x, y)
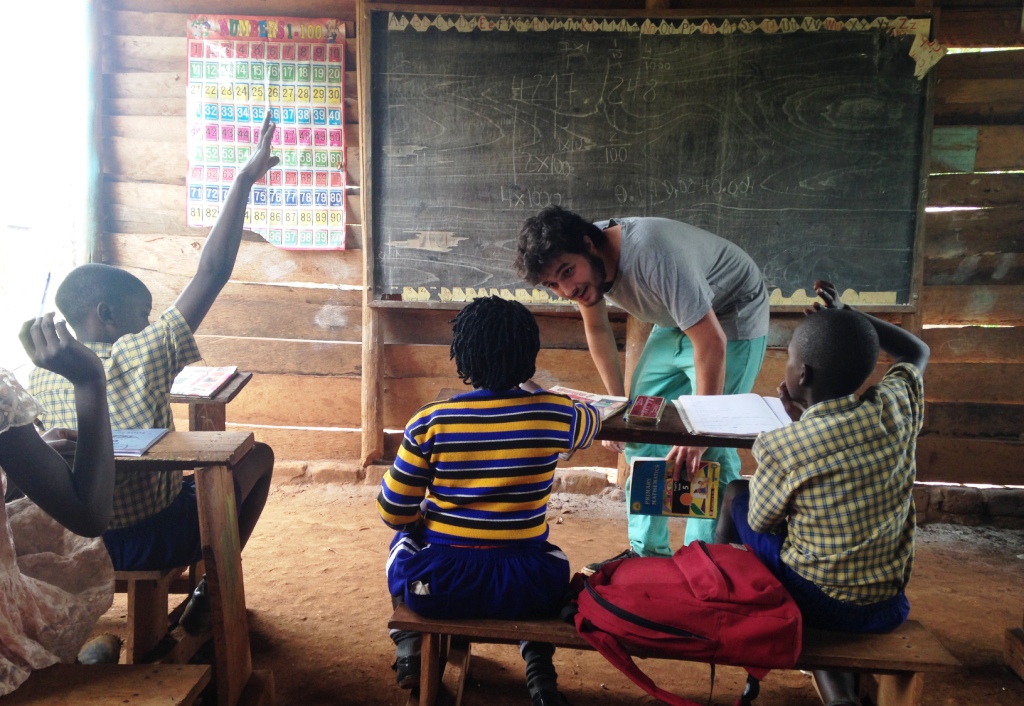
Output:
top-left (114, 563), bottom-right (205, 663)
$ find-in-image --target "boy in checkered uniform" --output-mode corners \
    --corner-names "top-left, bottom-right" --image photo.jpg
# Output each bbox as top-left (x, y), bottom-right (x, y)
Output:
top-left (715, 281), bottom-right (930, 706)
top-left (29, 116), bottom-right (279, 633)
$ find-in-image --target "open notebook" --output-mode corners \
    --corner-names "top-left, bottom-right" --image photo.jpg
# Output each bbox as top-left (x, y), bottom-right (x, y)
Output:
top-left (673, 394), bottom-right (793, 438)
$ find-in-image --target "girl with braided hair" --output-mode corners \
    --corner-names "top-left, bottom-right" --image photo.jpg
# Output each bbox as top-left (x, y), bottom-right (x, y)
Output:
top-left (378, 296), bottom-right (601, 706)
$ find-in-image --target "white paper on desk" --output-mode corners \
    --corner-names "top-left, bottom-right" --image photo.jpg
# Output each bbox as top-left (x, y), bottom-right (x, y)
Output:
top-left (672, 394), bottom-right (792, 438)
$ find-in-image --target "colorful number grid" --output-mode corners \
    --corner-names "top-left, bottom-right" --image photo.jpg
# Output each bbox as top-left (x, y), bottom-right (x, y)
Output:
top-left (186, 16), bottom-right (346, 250)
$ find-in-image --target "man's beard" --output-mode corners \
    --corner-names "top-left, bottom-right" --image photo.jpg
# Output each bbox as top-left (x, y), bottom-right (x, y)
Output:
top-left (580, 251), bottom-right (610, 307)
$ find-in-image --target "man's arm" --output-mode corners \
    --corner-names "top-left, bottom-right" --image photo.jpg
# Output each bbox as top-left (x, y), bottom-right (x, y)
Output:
top-left (667, 309), bottom-right (728, 480)
top-left (684, 309), bottom-right (728, 396)
top-left (580, 299), bottom-right (625, 397)
top-left (814, 281), bottom-right (930, 372)
top-left (175, 113), bottom-right (280, 332)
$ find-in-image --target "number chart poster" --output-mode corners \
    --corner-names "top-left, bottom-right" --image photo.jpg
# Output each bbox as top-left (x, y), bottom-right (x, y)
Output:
top-left (186, 15), bottom-right (347, 250)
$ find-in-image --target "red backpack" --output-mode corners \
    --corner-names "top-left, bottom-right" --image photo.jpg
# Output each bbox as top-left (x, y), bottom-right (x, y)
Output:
top-left (571, 541), bottom-right (803, 706)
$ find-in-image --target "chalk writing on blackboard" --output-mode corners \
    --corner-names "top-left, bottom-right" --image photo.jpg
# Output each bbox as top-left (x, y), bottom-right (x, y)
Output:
top-left (371, 13), bottom-right (930, 306)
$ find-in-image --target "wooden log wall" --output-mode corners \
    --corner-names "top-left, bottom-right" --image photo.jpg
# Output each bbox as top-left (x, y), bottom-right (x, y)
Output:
top-left (99, 0), bottom-right (1023, 484)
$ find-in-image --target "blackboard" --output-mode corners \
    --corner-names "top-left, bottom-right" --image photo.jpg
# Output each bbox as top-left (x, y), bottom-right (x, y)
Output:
top-left (369, 12), bottom-right (930, 306)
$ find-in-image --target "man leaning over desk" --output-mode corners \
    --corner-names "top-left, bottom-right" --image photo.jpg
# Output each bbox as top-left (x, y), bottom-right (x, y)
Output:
top-left (514, 207), bottom-right (769, 567)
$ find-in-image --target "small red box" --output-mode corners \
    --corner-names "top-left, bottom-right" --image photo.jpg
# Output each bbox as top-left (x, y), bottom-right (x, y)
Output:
top-left (625, 395), bottom-right (666, 425)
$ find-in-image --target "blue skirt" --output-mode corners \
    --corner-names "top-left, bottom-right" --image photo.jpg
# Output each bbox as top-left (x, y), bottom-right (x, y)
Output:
top-left (387, 531), bottom-right (570, 621)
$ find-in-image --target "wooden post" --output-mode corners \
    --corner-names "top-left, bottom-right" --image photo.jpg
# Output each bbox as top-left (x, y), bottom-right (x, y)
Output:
top-left (358, 0), bottom-right (385, 468)
top-left (189, 402), bottom-right (228, 433)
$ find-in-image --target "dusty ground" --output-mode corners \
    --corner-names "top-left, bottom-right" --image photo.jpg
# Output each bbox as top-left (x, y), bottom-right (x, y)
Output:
top-left (97, 483), bottom-right (1024, 706)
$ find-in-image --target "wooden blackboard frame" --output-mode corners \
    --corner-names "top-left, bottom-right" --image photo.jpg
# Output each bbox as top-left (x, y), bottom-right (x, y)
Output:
top-left (360, 2), bottom-right (934, 314)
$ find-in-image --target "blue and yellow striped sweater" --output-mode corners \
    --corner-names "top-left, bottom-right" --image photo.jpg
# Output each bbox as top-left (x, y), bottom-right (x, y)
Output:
top-left (376, 389), bottom-right (600, 545)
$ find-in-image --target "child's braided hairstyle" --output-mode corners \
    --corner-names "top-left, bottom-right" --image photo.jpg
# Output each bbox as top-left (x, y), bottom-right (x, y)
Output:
top-left (450, 296), bottom-right (540, 391)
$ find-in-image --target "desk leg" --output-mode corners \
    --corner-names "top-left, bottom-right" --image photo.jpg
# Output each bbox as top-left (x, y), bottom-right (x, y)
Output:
top-left (195, 463), bottom-right (252, 706)
top-left (190, 402), bottom-right (227, 432)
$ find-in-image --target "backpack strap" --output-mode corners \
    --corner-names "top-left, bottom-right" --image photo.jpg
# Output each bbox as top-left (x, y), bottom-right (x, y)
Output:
top-left (734, 674), bottom-right (761, 706)
top-left (575, 615), bottom-right (706, 706)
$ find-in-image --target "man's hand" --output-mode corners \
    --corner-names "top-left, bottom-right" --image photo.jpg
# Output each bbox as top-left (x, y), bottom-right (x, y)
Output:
top-left (806, 279), bottom-right (846, 315)
top-left (602, 439), bottom-right (625, 453)
top-left (238, 112), bottom-right (280, 185)
top-left (19, 315), bottom-right (104, 386)
top-left (778, 381), bottom-right (806, 421)
top-left (667, 444), bottom-right (707, 482)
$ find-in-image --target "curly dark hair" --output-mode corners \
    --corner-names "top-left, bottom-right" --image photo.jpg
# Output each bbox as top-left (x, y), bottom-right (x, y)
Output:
top-left (514, 206), bottom-right (607, 285)
top-left (792, 308), bottom-right (880, 398)
top-left (450, 296), bottom-right (540, 391)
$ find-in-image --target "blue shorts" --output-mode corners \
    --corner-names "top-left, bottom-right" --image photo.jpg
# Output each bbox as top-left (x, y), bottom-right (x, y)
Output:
top-left (731, 491), bottom-right (909, 633)
top-left (104, 477), bottom-right (239, 572)
top-left (387, 531), bottom-right (570, 621)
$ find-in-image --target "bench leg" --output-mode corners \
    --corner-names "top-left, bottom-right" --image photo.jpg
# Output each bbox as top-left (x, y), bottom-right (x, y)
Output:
top-left (125, 575), bottom-right (173, 663)
top-left (438, 639), bottom-right (471, 706)
top-left (419, 632), bottom-right (442, 706)
top-left (874, 672), bottom-right (923, 706)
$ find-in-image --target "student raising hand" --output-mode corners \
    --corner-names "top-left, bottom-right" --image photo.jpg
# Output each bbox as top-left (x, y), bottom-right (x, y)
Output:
top-left (238, 112), bottom-right (281, 185)
top-left (175, 111), bottom-right (279, 333)
top-left (1, 315), bottom-right (114, 537)
top-left (806, 280), bottom-right (845, 314)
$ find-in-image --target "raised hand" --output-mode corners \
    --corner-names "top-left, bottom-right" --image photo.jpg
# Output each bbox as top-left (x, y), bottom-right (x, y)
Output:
top-left (805, 280), bottom-right (845, 315)
top-left (19, 314), bottom-right (104, 386)
top-left (239, 112), bottom-right (281, 184)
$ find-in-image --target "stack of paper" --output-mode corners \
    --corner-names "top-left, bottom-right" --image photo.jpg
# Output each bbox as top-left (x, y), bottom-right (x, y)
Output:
top-left (112, 428), bottom-right (169, 457)
top-left (548, 385), bottom-right (628, 421)
top-left (673, 394), bottom-right (793, 438)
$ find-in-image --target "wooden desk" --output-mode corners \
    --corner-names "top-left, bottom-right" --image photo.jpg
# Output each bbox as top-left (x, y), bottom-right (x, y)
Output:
top-left (435, 388), bottom-right (757, 451)
top-left (117, 432), bottom-right (270, 706)
top-left (170, 372), bottom-right (253, 432)
top-left (597, 404), bottom-right (757, 450)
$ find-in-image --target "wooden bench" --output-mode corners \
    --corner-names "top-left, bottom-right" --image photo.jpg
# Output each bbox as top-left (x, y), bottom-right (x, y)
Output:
top-left (0, 663), bottom-right (211, 705)
top-left (388, 605), bottom-right (961, 706)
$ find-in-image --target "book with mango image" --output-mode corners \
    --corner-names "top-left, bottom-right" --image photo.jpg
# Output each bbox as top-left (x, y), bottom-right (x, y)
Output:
top-left (628, 457), bottom-right (720, 519)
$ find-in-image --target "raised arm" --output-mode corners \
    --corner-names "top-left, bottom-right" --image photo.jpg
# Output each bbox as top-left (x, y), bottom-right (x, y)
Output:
top-left (1, 315), bottom-right (114, 537)
top-left (580, 299), bottom-right (625, 397)
top-left (813, 281), bottom-right (930, 372)
top-left (175, 113), bottom-right (280, 332)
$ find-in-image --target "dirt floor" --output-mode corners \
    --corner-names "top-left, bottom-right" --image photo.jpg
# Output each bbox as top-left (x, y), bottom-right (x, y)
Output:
top-left (96, 483), bottom-right (1024, 706)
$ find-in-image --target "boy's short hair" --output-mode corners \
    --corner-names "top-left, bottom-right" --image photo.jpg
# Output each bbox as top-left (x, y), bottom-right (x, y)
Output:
top-left (793, 309), bottom-right (880, 397)
top-left (56, 264), bottom-right (149, 329)
top-left (515, 206), bottom-right (607, 285)
top-left (450, 296), bottom-right (540, 391)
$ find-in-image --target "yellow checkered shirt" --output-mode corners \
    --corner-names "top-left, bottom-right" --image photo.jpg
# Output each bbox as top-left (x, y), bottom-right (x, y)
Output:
top-left (749, 363), bottom-right (924, 605)
top-left (29, 307), bottom-right (201, 529)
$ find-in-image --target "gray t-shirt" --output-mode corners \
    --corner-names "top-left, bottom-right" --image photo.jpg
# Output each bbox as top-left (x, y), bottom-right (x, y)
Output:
top-left (600, 217), bottom-right (769, 340)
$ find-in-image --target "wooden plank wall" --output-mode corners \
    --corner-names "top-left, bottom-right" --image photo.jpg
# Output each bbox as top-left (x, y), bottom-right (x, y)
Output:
top-left (99, 0), bottom-right (1023, 483)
